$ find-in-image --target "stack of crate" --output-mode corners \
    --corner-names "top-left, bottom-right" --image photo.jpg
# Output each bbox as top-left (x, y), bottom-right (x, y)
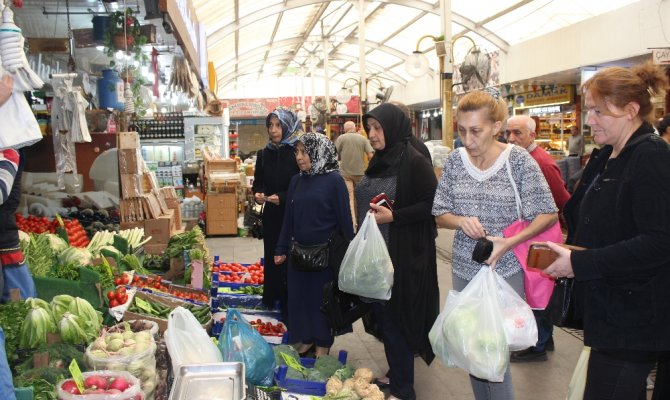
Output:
top-left (203, 148), bottom-right (240, 235)
top-left (160, 186), bottom-right (183, 231)
top-left (117, 132), bottom-right (176, 254)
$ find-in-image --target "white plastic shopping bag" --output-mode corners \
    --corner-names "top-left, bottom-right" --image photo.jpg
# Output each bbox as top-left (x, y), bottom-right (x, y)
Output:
top-left (0, 91), bottom-right (42, 150)
top-left (493, 270), bottom-right (538, 351)
top-left (428, 266), bottom-right (509, 382)
top-left (567, 346), bottom-right (591, 400)
top-left (165, 306), bottom-right (222, 372)
top-left (338, 212), bottom-right (394, 300)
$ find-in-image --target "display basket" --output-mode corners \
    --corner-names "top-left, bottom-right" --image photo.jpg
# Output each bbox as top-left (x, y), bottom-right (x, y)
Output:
top-left (274, 350), bottom-right (348, 396)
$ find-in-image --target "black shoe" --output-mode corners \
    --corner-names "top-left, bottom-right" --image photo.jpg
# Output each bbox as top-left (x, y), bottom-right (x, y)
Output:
top-left (373, 377), bottom-right (390, 389)
top-left (510, 348), bottom-right (548, 362)
top-left (545, 337), bottom-right (555, 352)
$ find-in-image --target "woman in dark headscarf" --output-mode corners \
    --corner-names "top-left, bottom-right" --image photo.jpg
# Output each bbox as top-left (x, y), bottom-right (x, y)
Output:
top-left (252, 108), bottom-right (301, 315)
top-left (355, 103), bottom-right (439, 400)
top-left (275, 133), bottom-right (354, 357)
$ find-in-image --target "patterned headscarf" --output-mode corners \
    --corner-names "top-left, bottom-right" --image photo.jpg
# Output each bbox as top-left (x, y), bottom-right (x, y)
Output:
top-left (297, 133), bottom-right (339, 176)
top-left (265, 108), bottom-right (302, 150)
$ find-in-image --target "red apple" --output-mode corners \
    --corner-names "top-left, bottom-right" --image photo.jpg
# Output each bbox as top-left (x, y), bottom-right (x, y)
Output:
top-left (60, 380), bottom-right (80, 394)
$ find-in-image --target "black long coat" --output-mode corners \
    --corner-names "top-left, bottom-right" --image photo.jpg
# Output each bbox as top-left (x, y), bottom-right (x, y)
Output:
top-left (565, 123), bottom-right (670, 353)
top-left (252, 146), bottom-right (299, 309)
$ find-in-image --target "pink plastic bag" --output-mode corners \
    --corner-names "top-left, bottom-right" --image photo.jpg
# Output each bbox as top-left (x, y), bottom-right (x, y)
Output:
top-left (503, 220), bottom-right (563, 309)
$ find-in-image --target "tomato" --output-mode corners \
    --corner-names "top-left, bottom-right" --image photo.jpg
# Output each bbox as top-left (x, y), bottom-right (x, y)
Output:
top-left (132, 275), bottom-right (139, 283)
top-left (109, 299), bottom-right (119, 308)
top-left (116, 286), bottom-right (127, 295)
top-left (114, 277), bottom-right (122, 286)
top-left (106, 291), bottom-right (115, 301)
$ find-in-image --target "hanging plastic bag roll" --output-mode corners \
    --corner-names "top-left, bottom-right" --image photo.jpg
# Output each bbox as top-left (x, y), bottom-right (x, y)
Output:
top-left (338, 212), bottom-right (394, 300)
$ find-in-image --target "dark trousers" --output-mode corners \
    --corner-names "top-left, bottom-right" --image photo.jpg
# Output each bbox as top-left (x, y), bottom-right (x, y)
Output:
top-left (373, 303), bottom-right (415, 400)
top-left (584, 349), bottom-right (655, 400)
top-left (532, 309), bottom-right (553, 352)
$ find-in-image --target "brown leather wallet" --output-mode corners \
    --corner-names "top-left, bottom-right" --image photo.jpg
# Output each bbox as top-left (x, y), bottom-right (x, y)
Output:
top-left (527, 243), bottom-right (585, 270)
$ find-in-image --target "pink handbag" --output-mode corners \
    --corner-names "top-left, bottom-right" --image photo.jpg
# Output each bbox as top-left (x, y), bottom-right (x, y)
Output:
top-left (502, 158), bottom-right (563, 309)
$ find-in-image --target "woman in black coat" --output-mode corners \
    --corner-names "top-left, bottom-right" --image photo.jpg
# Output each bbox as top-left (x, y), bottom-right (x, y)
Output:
top-left (544, 62), bottom-right (670, 400)
top-left (354, 103), bottom-right (438, 400)
top-left (252, 108), bottom-right (300, 315)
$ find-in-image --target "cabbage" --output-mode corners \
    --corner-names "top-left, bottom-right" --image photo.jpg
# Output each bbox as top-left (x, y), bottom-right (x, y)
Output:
top-left (68, 297), bottom-right (102, 338)
top-left (18, 230), bottom-right (29, 245)
top-left (51, 295), bottom-right (75, 321)
top-left (46, 234), bottom-right (68, 254)
top-left (58, 312), bottom-right (90, 344)
top-left (57, 247), bottom-right (92, 267)
top-left (19, 306), bottom-right (57, 349)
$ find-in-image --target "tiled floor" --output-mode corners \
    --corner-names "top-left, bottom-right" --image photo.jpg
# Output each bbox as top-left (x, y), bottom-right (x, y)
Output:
top-left (206, 229), bottom-right (654, 400)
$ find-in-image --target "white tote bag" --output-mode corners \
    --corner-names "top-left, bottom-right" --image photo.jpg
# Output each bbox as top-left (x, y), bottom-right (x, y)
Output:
top-left (0, 91), bottom-right (42, 150)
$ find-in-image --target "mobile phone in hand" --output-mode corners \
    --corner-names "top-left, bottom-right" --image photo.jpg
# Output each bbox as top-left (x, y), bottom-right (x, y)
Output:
top-left (371, 192), bottom-right (393, 211)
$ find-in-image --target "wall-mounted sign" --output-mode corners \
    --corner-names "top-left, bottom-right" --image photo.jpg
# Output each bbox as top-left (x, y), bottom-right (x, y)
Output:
top-left (516, 85), bottom-right (574, 108)
top-left (652, 49), bottom-right (670, 65)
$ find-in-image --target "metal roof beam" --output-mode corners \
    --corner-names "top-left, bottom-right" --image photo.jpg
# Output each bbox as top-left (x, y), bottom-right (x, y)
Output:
top-left (206, 0), bottom-right (509, 54)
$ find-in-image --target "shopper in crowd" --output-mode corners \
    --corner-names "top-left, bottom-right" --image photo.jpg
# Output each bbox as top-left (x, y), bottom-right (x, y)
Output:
top-left (432, 88), bottom-right (558, 400)
top-left (543, 61), bottom-right (670, 400)
top-left (252, 108), bottom-right (301, 317)
top-left (567, 124), bottom-right (585, 157)
top-left (389, 100), bottom-right (432, 160)
top-left (274, 133), bottom-right (354, 357)
top-left (658, 113), bottom-right (670, 143)
top-left (505, 114), bottom-right (570, 363)
top-left (335, 120), bottom-right (373, 230)
top-left (355, 102), bottom-right (438, 400)
top-left (0, 74), bottom-right (37, 400)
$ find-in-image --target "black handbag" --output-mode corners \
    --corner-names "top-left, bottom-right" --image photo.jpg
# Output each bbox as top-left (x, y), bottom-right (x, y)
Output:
top-left (547, 277), bottom-right (583, 330)
top-left (245, 202), bottom-right (264, 240)
top-left (290, 240), bottom-right (330, 272)
top-left (321, 280), bottom-right (372, 335)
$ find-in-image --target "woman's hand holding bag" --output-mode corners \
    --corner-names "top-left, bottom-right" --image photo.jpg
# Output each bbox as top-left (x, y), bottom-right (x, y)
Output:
top-left (337, 212), bottom-right (394, 300)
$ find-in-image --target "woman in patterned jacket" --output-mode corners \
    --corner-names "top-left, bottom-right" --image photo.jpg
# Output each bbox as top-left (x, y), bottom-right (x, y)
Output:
top-left (432, 88), bottom-right (558, 400)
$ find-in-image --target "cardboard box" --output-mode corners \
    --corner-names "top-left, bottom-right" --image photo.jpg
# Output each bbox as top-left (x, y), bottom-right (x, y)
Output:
top-left (144, 243), bottom-right (168, 255)
top-left (120, 221), bottom-right (143, 230)
top-left (123, 291), bottom-right (211, 334)
top-left (144, 210), bottom-right (174, 244)
top-left (121, 174), bottom-right (143, 198)
top-left (119, 149), bottom-right (142, 174)
top-left (118, 132), bottom-right (140, 149)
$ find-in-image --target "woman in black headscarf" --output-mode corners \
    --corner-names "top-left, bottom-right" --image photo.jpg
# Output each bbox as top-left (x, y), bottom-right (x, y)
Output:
top-left (354, 103), bottom-right (439, 400)
top-left (275, 133), bottom-right (354, 357)
top-left (252, 108), bottom-right (301, 315)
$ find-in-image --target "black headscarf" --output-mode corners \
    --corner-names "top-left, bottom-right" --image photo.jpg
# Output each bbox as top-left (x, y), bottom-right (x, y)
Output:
top-left (297, 132), bottom-right (339, 175)
top-left (363, 103), bottom-right (411, 177)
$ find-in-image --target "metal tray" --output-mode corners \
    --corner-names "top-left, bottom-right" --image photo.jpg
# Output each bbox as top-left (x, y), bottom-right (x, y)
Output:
top-left (169, 362), bottom-right (245, 400)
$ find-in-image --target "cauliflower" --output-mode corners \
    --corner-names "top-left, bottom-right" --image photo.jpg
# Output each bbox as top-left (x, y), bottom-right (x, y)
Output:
top-left (343, 378), bottom-right (356, 391)
top-left (354, 377), bottom-right (376, 398)
top-left (326, 377), bottom-right (343, 395)
top-left (353, 367), bottom-right (374, 383)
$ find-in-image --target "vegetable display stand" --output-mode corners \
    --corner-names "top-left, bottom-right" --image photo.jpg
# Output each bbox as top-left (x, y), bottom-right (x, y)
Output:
top-left (275, 350), bottom-right (347, 396)
top-left (33, 267), bottom-right (106, 309)
top-left (14, 387), bottom-right (33, 400)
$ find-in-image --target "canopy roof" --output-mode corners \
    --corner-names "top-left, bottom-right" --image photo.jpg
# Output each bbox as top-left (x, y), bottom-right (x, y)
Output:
top-left (194, 0), bottom-right (639, 97)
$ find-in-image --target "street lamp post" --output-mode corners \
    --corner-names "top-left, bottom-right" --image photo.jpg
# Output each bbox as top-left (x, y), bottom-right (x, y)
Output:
top-left (405, 34), bottom-right (477, 149)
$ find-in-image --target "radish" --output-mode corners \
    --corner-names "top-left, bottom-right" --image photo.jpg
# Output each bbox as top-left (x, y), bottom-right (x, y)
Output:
top-left (106, 389), bottom-right (122, 394)
top-left (108, 377), bottom-right (130, 392)
top-left (60, 380), bottom-right (80, 394)
top-left (84, 375), bottom-right (108, 390)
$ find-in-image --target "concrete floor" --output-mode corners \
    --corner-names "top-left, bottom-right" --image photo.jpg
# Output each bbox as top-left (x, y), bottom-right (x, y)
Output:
top-left (205, 229), bottom-right (653, 400)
